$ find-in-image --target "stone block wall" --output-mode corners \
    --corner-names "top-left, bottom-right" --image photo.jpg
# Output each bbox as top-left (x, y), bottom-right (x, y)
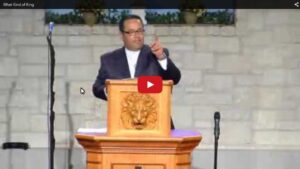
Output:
top-left (0, 9), bottom-right (300, 169)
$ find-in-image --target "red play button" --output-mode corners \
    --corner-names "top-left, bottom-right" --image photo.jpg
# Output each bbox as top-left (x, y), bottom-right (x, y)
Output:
top-left (138, 76), bottom-right (162, 93)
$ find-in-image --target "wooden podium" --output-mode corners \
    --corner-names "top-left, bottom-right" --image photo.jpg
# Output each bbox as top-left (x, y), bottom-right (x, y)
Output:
top-left (76, 79), bottom-right (202, 169)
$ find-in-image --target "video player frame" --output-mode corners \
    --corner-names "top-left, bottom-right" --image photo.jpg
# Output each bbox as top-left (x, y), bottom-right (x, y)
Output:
top-left (0, 0), bottom-right (299, 9)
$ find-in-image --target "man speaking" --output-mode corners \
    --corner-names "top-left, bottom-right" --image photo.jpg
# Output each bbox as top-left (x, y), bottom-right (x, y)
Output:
top-left (92, 14), bottom-right (181, 129)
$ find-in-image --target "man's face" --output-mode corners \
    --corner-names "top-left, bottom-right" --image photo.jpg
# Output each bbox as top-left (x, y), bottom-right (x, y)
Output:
top-left (121, 19), bottom-right (144, 51)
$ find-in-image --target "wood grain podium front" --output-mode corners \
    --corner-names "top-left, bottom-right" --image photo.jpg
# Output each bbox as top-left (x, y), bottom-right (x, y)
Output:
top-left (76, 80), bottom-right (202, 169)
top-left (75, 130), bottom-right (201, 169)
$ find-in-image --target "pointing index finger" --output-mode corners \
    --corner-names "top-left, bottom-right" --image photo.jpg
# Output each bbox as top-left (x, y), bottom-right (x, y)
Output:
top-left (151, 35), bottom-right (159, 48)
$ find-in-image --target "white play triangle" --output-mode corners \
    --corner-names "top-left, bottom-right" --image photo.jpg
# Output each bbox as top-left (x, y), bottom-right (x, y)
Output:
top-left (147, 81), bottom-right (154, 88)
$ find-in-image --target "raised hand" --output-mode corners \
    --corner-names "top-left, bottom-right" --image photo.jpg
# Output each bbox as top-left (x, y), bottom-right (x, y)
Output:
top-left (150, 35), bottom-right (166, 60)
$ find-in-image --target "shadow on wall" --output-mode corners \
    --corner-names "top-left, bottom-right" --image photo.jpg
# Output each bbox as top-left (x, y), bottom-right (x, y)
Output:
top-left (1, 81), bottom-right (30, 168)
top-left (65, 82), bottom-right (74, 169)
top-left (1, 81), bottom-right (29, 169)
top-left (1, 81), bottom-right (78, 169)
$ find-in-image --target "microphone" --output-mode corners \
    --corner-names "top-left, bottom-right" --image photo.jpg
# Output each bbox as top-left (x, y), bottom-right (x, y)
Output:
top-left (48, 22), bottom-right (54, 37)
top-left (214, 111), bottom-right (220, 140)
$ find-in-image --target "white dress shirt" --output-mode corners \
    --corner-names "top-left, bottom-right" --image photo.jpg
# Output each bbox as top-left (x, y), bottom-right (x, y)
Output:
top-left (125, 48), bottom-right (140, 78)
top-left (125, 48), bottom-right (168, 78)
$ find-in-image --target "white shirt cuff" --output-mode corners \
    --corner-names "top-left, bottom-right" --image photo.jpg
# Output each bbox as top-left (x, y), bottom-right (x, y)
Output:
top-left (104, 87), bottom-right (107, 96)
top-left (158, 58), bottom-right (167, 70)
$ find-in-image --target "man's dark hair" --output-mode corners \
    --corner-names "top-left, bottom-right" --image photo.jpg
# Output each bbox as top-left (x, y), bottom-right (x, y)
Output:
top-left (118, 14), bottom-right (144, 32)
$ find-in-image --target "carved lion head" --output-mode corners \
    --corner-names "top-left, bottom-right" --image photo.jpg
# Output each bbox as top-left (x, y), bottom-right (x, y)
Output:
top-left (121, 93), bottom-right (157, 130)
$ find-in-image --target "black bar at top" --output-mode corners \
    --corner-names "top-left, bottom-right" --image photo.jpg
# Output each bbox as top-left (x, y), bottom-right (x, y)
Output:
top-left (0, 0), bottom-right (299, 9)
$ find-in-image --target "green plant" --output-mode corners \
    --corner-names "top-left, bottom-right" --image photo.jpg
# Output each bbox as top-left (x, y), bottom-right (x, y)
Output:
top-left (199, 10), bottom-right (235, 25)
top-left (179, 0), bottom-right (206, 17)
top-left (76, 0), bottom-right (105, 16)
top-left (101, 9), bottom-right (130, 24)
top-left (45, 10), bottom-right (83, 25)
top-left (145, 11), bottom-right (182, 24)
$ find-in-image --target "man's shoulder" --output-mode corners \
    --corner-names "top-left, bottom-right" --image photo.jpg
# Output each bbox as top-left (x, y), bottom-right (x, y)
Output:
top-left (100, 47), bottom-right (124, 61)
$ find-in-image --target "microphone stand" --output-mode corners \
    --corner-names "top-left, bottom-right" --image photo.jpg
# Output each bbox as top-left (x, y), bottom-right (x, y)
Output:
top-left (214, 133), bottom-right (219, 169)
top-left (214, 112), bottom-right (220, 169)
top-left (46, 28), bottom-right (56, 169)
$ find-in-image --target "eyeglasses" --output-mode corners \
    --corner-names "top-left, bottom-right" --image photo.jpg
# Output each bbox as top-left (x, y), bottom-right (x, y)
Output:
top-left (122, 29), bottom-right (145, 36)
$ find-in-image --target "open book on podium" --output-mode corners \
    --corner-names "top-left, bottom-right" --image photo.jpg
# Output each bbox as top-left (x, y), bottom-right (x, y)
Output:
top-left (106, 79), bottom-right (172, 138)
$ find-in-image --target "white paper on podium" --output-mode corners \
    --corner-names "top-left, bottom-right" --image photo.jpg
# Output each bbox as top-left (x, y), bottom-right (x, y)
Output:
top-left (77, 128), bottom-right (107, 133)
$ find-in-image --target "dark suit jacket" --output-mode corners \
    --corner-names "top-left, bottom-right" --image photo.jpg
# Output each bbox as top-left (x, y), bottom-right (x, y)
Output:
top-left (93, 45), bottom-right (181, 129)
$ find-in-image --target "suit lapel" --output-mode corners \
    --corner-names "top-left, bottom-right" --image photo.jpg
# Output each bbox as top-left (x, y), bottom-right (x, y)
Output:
top-left (118, 47), bottom-right (131, 78)
top-left (134, 45), bottom-right (149, 77)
